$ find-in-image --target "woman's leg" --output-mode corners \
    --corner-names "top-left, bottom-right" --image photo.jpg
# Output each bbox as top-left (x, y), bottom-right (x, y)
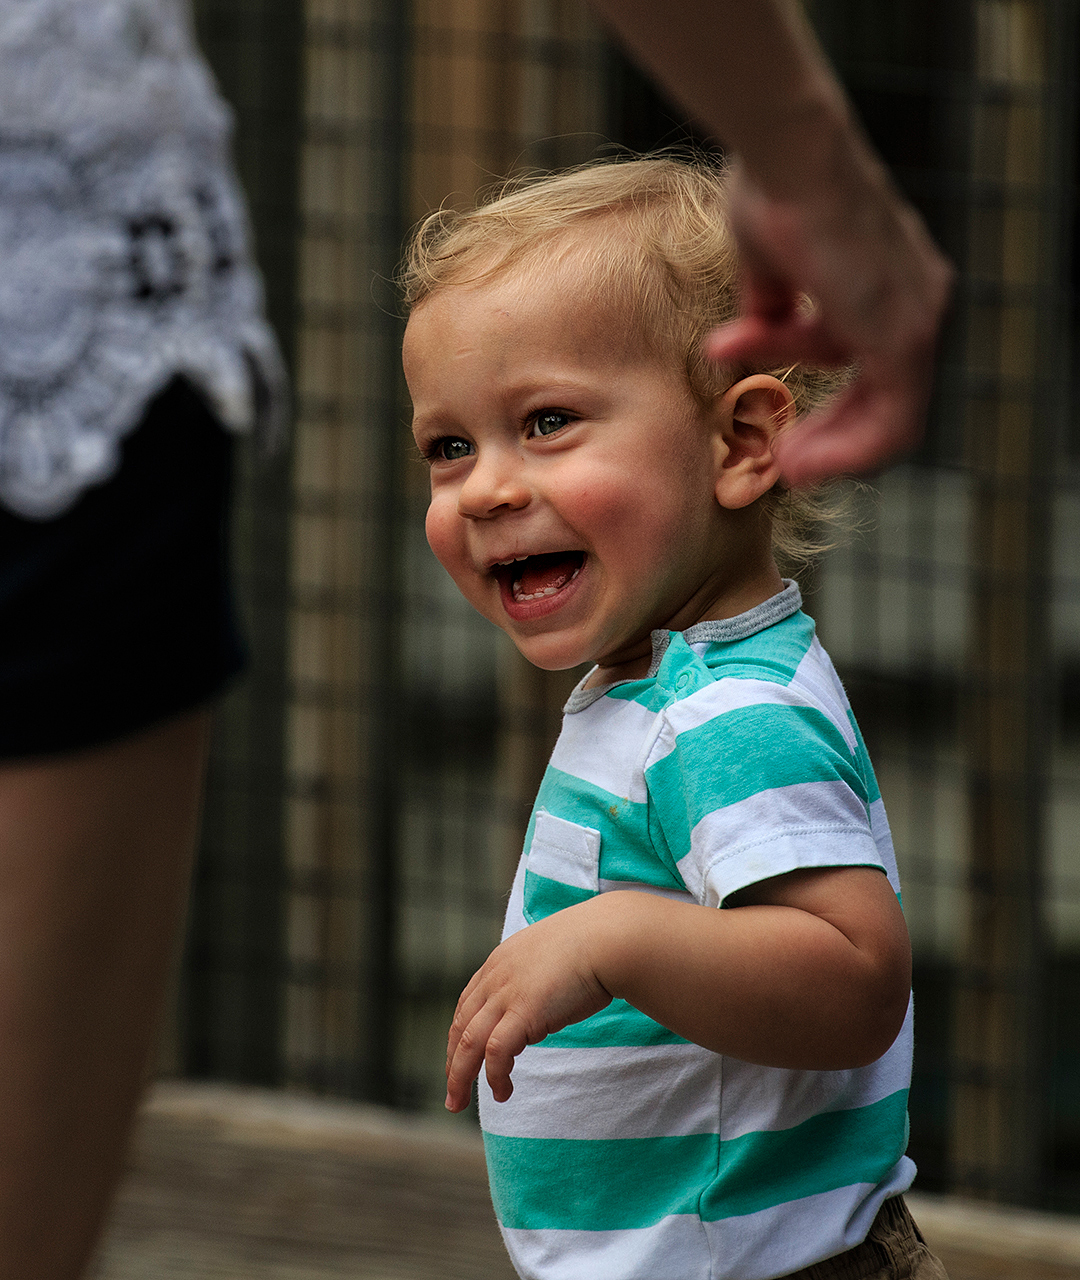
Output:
top-left (0, 707), bottom-right (211, 1279)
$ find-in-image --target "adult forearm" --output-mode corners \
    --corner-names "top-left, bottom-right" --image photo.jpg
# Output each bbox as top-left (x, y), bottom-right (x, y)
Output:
top-left (591, 0), bottom-right (858, 191)
top-left (590, 0), bottom-right (954, 485)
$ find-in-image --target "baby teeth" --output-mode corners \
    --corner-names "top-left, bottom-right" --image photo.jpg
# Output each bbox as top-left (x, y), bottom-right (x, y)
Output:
top-left (511, 564), bottom-right (581, 603)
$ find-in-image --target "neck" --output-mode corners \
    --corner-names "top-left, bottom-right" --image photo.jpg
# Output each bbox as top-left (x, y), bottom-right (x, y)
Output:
top-left (586, 563), bottom-right (788, 688)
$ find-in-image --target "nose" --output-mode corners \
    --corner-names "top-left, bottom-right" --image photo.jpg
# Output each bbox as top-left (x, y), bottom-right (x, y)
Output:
top-left (456, 446), bottom-right (531, 519)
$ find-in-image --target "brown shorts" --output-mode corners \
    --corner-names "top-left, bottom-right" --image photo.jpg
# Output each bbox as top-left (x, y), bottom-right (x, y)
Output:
top-left (778, 1197), bottom-right (949, 1280)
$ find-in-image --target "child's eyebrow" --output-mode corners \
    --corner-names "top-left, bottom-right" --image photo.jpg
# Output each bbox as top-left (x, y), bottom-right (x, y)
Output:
top-left (503, 376), bottom-right (601, 402)
top-left (410, 415), bottom-right (455, 441)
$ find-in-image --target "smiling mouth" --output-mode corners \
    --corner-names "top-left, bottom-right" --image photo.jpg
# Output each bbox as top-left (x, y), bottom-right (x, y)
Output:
top-left (494, 551), bottom-right (585, 602)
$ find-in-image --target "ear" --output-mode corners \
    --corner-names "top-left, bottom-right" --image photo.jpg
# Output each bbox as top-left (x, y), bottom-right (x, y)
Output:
top-left (710, 374), bottom-right (794, 510)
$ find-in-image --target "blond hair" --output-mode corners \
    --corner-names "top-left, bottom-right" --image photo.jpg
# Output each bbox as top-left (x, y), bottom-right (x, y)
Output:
top-left (400, 155), bottom-right (849, 571)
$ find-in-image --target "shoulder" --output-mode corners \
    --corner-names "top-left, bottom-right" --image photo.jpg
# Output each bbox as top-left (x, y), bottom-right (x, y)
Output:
top-left (644, 631), bottom-right (885, 904)
top-left (649, 618), bottom-right (858, 757)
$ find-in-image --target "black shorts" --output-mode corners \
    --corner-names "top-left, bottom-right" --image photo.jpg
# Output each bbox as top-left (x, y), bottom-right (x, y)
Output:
top-left (0, 377), bottom-right (246, 759)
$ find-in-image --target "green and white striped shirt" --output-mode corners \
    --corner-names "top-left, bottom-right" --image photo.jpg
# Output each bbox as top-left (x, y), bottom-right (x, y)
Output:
top-left (479, 583), bottom-right (914, 1280)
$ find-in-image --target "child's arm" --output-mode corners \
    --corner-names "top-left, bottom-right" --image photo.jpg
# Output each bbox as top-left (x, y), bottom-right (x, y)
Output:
top-left (445, 864), bottom-right (910, 1112)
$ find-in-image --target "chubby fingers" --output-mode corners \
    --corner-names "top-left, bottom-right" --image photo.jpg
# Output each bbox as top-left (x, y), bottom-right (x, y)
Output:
top-left (445, 994), bottom-right (530, 1113)
top-left (445, 967), bottom-right (483, 1074)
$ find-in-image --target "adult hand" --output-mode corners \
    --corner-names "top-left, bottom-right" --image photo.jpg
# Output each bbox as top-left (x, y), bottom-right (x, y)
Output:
top-left (589, 0), bottom-right (955, 485)
top-left (705, 153), bottom-right (954, 486)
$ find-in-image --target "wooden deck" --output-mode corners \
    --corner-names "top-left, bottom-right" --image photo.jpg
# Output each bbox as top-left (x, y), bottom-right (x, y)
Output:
top-left (90, 1083), bottom-right (1080, 1280)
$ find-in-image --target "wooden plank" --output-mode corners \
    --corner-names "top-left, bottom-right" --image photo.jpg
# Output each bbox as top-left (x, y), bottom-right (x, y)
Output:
top-left (909, 1191), bottom-right (1080, 1279)
top-left (91, 1084), bottom-right (514, 1280)
top-left (91, 1085), bottom-right (1080, 1280)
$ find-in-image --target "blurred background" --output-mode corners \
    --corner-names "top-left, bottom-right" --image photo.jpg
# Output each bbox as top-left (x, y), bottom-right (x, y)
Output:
top-left (172, 0), bottom-right (1080, 1216)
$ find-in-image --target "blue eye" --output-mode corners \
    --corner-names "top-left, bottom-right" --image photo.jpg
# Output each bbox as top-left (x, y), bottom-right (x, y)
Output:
top-left (531, 411), bottom-right (571, 438)
top-left (434, 437), bottom-right (472, 461)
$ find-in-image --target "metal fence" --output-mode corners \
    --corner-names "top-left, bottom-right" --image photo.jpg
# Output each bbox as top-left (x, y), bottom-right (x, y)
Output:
top-left (810, 0), bottom-right (1080, 1208)
top-left (180, 0), bottom-right (1080, 1211)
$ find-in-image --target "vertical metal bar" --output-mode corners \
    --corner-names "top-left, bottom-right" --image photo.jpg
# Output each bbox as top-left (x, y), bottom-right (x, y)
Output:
top-left (184, 0), bottom-right (302, 1084)
top-left (285, 0), bottom-right (410, 1102)
top-left (1048, 0), bottom-right (1080, 1210)
top-left (950, 0), bottom-right (1059, 1203)
top-left (360, 0), bottom-right (409, 1106)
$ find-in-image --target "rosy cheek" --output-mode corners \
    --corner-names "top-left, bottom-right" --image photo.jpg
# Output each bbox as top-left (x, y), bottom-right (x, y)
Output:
top-left (424, 502), bottom-right (459, 571)
top-left (568, 482), bottom-right (650, 544)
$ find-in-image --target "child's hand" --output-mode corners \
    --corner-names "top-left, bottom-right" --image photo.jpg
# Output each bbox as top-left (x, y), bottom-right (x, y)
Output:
top-left (445, 902), bottom-right (614, 1112)
top-left (446, 869), bottom-right (911, 1112)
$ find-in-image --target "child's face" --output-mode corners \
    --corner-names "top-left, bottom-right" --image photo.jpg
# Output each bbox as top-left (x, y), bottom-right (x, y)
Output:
top-left (404, 266), bottom-right (777, 678)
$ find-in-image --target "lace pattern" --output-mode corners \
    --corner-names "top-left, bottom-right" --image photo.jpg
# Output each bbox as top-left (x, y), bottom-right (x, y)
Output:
top-left (0, 0), bottom-right (285, 518)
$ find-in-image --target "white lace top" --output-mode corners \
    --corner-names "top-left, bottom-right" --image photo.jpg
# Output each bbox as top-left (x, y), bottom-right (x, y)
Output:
top-left (0, 0), bottom-right (285, 518)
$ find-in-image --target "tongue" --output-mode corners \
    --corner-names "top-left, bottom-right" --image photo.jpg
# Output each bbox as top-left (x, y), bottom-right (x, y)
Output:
top-left (517, 552), bottom-right (582, 596)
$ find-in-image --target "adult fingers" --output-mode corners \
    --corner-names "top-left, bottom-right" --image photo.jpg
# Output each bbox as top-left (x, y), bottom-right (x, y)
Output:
top-left (705, 307), bottom-right (943, 484)
top-left (773, 372), bottom-right (924, 485)
top-left (703, 313), bottom-right (853, 373)
top-left (738, 267), bottom-right (802, 326)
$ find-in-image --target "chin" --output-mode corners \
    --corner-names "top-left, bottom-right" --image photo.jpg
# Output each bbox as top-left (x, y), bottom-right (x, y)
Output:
top-left (508, 633), bottom-right (593, 673)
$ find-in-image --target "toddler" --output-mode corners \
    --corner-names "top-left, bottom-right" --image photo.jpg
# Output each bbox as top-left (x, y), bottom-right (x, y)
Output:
top-left (400, 158), bottom-right (946, 1280)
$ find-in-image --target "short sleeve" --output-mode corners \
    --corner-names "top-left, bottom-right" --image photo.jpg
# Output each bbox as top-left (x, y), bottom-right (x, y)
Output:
top-left (644, 685), bottom-right (884, 908)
